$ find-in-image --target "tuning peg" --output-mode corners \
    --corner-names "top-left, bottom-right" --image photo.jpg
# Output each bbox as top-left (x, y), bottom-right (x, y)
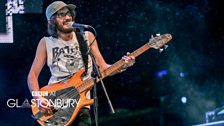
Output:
top-left (151, 35), bottom-right (154, 38)
top-left (156, 33), bottom-right (160, 36)
top-left (164, 45), bottom-right (168, 49)
top-left (159, 48), bottom-right (164, 53)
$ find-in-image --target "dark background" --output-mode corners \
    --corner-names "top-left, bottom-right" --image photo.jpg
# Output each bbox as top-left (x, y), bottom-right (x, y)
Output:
top-left (0, 0), bottom-right (224, 125)
top-left (0, 0), bottom-right (7, 33)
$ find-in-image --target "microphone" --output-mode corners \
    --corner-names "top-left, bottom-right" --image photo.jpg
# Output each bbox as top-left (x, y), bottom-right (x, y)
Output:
top-left (67, 22), bottom-right (90, 29)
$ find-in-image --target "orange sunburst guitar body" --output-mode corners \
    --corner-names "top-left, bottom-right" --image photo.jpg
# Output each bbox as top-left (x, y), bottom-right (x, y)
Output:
top-left (31, 69), bottom-right (94, 126)
top-left (31, 33), bottom-right (172, 126)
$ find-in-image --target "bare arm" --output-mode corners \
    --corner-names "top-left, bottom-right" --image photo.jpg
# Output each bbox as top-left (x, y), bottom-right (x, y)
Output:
top-left (87, 32), bottom-right (135, 74)
top-left (27, 37), bottom-right (47, 97)
top-left (87, 31), bottom-right (108, 71)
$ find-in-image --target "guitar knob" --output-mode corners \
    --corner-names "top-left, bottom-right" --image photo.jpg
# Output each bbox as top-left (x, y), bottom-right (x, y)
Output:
top-left (159, 48), bottom-right (164, 53)
top-left (45, 123), bottom-right (53, 126)
top-left (61, 117), bottom-right (67, 122)
top-left (156, 33), bottom-right (160, 36)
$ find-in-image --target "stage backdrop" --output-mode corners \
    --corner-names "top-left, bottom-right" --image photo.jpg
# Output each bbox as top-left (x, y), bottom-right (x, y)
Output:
top-left (0, 0), bottom-right (224, 125)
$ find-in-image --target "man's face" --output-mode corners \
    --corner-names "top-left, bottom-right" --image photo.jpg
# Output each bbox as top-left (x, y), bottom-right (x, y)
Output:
top-left (54, 7), bottom-right (74, 33)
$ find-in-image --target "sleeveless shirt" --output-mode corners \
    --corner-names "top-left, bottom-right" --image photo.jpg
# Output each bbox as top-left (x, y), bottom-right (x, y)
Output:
top-left (45, 32), bottom-right (93, 84)
top-left (44, 32), bottom-right (93, 102)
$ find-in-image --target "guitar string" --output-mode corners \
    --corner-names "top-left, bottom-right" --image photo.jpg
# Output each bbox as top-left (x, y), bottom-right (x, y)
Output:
top-left (44, 42), bottom-right (149, 107)
top-left (45, 44), bottom-right (148, 105)
top-left (40, 37), bottom-right (167, 123)
top-left (45, 57), bottom-right (140, 123)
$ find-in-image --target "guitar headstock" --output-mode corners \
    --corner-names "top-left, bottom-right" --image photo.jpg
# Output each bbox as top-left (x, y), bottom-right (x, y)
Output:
top-left (148, 33), bottom-right (172, 50)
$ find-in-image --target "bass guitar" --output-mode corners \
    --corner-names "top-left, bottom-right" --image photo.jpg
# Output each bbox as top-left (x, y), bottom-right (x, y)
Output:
top-left (31, 33), bottom-right (172, 126)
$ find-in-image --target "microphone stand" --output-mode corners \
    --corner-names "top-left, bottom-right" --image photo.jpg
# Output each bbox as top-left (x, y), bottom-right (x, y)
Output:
top-left (79, 27), bottom-right (115, 126)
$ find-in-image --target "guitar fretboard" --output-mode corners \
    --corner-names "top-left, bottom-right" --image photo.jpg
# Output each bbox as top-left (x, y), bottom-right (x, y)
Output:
top-left (76, 33), bottom-right (172, 93)
top-left (77, 43), bottom-right (150, 93)
top-left (101, 43), bottom-right (151, 78)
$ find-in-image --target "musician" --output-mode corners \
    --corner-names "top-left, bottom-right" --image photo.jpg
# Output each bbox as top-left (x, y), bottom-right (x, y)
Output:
top-left (27, 1), bottom-right (135, 126)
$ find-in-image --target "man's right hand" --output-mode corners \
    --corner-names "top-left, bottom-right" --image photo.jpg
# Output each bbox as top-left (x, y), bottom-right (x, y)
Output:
top-left (34, 96), bottom-right (53, 114)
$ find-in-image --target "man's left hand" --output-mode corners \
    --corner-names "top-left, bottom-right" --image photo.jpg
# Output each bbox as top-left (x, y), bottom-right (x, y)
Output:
top-left (120, 52), bottom-right (135, 72)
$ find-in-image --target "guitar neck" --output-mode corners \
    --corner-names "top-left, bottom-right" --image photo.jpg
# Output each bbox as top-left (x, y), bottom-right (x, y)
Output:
top-left (77, 43), bottom-right (151, 93)
top-left (101, 43), bottom-right (151, 79)
top-left (76, 33), bottom-right (172, 95)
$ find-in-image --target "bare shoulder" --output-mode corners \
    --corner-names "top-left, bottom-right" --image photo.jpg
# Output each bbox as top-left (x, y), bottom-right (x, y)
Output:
top-left (36, 37), bottom-right (47, 50)
top-left (85, 31), bottom-right (95, 39)
top-left (34, 37), bottom-right (47, 54)
top-left (86, 31), bottom-right (94, 36)
top-left (39, 37), bottom-right (46, 45)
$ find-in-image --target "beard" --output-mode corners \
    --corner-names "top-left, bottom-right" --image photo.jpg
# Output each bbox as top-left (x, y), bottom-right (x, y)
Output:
top-left (56, 22), bottom-right (74, 33)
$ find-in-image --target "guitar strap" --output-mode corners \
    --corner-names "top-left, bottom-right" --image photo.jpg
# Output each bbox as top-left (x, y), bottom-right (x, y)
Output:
top-left (75, 32), bottom-right (88, 76)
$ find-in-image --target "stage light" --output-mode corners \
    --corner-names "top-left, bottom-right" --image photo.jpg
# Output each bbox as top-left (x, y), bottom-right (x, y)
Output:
top-left (181, 96), bottom-right (187, 104)
top-left (179, 72), bottom-right (185, 77)
top-left (156, 70), bottom-right (168, 78)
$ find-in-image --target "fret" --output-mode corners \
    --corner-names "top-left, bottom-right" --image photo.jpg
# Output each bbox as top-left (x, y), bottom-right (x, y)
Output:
top-left (76, 33), bottom-right (172, 93)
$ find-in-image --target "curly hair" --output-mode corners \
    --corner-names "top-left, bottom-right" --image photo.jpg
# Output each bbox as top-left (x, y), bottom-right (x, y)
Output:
top-left (47, 16), bottom-right (58, 38)
top-left (47, 9), bottom-right (76, 38)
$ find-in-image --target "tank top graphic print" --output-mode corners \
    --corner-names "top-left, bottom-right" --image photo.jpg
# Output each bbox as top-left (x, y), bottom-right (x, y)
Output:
top-left (45, 32), bottom-right (92, 84)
